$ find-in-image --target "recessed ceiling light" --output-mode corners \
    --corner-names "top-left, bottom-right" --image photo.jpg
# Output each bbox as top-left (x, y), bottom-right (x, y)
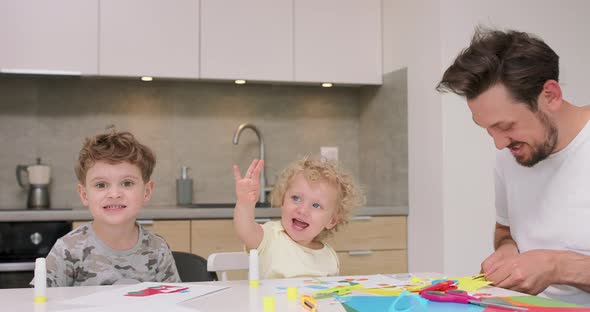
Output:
top-left (141, 76), bottom-right (153, 82)
top-left (235, 79), bottom-right (246, 85)
top-left (321, 82), bottom-right (333, 88)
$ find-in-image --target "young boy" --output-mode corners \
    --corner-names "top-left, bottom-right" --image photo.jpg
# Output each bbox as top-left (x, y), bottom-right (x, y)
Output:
top-left (45, 130), bottom-right (180, 287)
top-left (233, 157), bottom-right (365, 279)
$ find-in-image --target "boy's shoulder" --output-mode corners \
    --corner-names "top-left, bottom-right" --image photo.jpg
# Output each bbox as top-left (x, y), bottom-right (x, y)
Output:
top-left (138, 225), bottom-right (173, 251)
top-left (56, 222), bottom-right (94, 251)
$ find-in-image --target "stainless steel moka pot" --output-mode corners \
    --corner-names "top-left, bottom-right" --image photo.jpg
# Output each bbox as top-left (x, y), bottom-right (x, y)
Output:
top-left (16, 158), bottom-right (51, 209)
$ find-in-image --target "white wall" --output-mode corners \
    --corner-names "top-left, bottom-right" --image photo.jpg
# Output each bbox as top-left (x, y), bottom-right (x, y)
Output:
top-left (383, 0), bottom-right (445, 273)
top-left (384, 0), bottom-right (590, 275)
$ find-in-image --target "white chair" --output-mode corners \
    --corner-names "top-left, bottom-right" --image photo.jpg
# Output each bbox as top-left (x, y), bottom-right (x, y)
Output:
top-left (207, 252), bottom-right (249, 281)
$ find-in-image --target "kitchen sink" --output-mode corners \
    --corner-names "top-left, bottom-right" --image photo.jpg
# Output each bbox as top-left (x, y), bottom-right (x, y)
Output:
top-left (181, 202), bottom-right (271, 208)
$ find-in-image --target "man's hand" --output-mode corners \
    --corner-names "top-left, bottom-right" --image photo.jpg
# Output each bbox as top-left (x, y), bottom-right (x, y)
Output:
top-left (482, 222), bottom-right (519, 275)
top-left (481, 242), bottom-right (519, 274)
top-left (484, 249), bottom-right (559, 295)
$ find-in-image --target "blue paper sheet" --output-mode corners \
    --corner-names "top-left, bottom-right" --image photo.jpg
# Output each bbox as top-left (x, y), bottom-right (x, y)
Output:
top-left (337, 295), bottom-right (485, 312)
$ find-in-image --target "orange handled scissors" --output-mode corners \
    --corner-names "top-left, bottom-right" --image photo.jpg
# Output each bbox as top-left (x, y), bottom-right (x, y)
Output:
top-left (301, 294), bottom-right (317, 312)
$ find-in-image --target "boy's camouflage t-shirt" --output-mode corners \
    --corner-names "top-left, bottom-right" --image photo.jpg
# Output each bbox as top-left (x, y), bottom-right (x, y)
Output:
top-left (45, 222), bottom-right (181, 287)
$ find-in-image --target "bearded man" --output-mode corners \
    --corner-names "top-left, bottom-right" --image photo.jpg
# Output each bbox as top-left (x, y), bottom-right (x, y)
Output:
top-left (437, 27), bottom-right (590, 306)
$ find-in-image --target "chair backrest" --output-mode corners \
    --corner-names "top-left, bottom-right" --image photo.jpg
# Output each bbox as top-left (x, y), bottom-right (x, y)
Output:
top-left (172, 251), bottom-right (217, 282)
top-left (207, 252), bottom-right (249, 281)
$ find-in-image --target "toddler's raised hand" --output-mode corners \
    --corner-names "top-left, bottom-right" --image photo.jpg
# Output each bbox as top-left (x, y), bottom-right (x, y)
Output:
top-left (233, 159), bottom-right (264, 206)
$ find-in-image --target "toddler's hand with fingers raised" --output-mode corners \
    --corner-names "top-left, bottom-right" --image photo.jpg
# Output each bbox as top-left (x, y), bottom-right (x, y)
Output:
top-left (234, 159), bottom-right (264, 207)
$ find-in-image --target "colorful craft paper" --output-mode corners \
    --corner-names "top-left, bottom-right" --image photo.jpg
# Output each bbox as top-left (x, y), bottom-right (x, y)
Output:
top-left (484, 307), bottom-right (589, 312)
top-left (337, 295), bottom-right (485, 312)
top-left (503, 295), bottom-right (583, 308)
top-left (452, 276), bottom-right (493, 293)
top-left (356, 287), bottom-right (404, 296)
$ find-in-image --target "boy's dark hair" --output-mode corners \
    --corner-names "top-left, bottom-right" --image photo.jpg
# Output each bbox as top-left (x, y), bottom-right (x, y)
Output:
top-left (436, 27), bottom-right (559, 111)
top-left (75, 130), bottom-right (156, 184)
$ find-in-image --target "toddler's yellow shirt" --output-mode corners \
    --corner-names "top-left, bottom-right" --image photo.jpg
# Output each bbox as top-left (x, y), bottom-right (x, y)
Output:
top-left (257, 221), bottom-right (340, 279)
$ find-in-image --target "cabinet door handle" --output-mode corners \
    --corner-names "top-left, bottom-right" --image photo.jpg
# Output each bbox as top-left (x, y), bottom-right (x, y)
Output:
top-left (137, 220), bottom-right (154, 225)
top-left (255, 218), bottom-right (271, 224)
top-left (351, 216), bottom-right (372, 221)
top-left (348, 250), bottom-right (372, 256)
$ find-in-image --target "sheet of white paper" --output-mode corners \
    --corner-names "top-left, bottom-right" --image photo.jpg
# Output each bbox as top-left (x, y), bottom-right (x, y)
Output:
top-left (60, 283), bottom-right (227, 307)
top-left (57, 303), bottom-right (200, 312)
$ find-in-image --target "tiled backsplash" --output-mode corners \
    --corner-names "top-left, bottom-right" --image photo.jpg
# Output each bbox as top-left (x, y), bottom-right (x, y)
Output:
top-left (0, 72), bottom-right (407, 210)
top-left (360, 69), bottom-right (408, 206)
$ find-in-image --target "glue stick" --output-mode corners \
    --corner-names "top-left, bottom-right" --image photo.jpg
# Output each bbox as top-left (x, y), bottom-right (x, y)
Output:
top-left (249, 249), bottom-right (259, 287)
top-left (263, 296), bottom-right (275, 312)
top-left (287, 287), bottom-right (298, 300)
top-left (34, 258), bottom-right (47, 303)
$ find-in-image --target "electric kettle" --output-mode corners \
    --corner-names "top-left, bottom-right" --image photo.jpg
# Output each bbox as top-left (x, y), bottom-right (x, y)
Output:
top-left (16, 158), bottom-right (51, 209)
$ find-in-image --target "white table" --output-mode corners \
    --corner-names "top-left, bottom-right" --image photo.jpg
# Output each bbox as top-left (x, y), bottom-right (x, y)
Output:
top-left (0, 275), bottom-right (524, 312)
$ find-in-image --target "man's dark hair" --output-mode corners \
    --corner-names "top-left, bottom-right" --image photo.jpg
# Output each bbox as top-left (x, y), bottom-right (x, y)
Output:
top-left (436, 27), bottom-right (559, 110)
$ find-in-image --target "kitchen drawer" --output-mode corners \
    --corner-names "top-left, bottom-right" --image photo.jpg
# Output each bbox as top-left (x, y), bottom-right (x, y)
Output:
top-left (190, 219), bottom-right (244, 258)
top-left (327, 216), bottom-right (406, 251)
top-left (337, 249), bottom-right (407, 276)
top-left (138, 220), bottom-right (191, 253)
top-left (191, 219), bottom-right (245, 280)
top-left (72, 220), bottom-right (191, 253)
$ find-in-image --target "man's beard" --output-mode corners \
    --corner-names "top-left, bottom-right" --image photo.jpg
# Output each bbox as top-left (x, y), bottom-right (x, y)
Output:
top-left (510, 111), bottom-right (558, 167)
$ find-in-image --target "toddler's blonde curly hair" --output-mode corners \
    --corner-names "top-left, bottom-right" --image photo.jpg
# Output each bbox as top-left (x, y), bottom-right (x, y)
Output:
top-left (269, 156), bottom-right (365, 241)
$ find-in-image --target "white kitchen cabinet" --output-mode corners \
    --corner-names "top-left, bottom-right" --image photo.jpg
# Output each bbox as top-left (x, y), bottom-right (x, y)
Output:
top-left (0, 0), bottom-right (98, 75)
top-left (99, 0), bottom-right (199, 79)
top-left (294, 0), bottom-right (382, 85)
top-left (200, 0), bottom-right (293, 82)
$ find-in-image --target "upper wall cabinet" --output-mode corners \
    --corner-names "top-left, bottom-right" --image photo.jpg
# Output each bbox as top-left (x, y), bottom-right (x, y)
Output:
top-left (200, 0), bottom-right (293, 82)
top-left (0, 0), bottom-right (99, 75)
top-left (294, 0), bottom-right (382, 85)
top-left (0, 1), bottom-right (382, 85)
top-left (99, 0), bottom-right (199, 79)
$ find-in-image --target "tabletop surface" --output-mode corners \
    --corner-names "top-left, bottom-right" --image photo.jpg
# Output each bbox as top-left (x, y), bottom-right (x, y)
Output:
top-left (0, 274), bottom-right (524, 312)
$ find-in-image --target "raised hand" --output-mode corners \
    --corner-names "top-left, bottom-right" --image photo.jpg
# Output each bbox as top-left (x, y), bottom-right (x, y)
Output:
top-left (233, 159), bottom-right (265, 249)
top-left (233, 159), bottom-right (264, 206)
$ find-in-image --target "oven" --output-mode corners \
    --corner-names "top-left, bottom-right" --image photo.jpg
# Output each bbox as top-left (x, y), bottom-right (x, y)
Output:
top-left (0, 221), bottom-right (72, 288)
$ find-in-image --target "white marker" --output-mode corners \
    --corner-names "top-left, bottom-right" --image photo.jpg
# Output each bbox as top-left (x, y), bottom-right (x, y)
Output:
top-left (34, 258), bottom-right (47, 303)
top-left (249, 249), bottom-right (259, 287)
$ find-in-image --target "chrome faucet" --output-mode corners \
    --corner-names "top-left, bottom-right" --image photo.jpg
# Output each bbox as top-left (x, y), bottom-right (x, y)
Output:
top-left (233, 123), bottom-right (267, 203)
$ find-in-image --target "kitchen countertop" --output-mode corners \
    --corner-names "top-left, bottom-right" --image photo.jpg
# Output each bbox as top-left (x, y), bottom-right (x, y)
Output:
top-left (0, 205), bottom-right (408, 222)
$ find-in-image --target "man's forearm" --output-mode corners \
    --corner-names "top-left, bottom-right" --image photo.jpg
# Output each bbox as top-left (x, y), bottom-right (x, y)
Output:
top-left (556, 250), bottom-right (590, 293)
top-left (494, 223), bottom-right (518, 250)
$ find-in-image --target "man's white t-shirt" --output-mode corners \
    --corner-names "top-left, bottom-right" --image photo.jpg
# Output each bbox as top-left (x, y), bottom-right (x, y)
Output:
top-left (495, 120), bottom-right (590, 306)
